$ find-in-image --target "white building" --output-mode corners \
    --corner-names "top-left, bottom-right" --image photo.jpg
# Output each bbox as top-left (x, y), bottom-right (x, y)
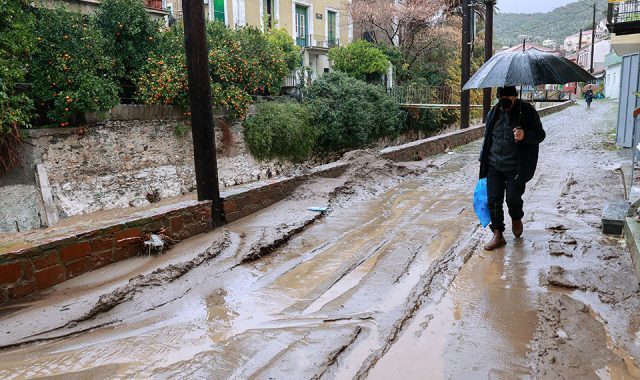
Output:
top-left (563, 30), bottom-right (594, 52)
top-left (577, 39), bottom-right (612, 73)
top-left (604, 52), bottom-right (622, 99)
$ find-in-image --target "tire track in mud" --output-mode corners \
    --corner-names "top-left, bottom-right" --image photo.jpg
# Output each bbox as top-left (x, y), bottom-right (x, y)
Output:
top-left (6, 231), bottom-right (233, 347)
top-left (353, 228), bottom-right (483, 380)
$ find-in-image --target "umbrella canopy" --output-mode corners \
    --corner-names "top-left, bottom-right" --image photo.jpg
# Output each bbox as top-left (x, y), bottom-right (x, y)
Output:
top-left (463, 49), bottom-right (595, 90)
top-left (583, 83), bottom-right (598, 91)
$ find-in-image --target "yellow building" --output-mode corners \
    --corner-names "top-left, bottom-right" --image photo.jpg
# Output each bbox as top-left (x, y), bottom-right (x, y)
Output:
top-left (168, 0), bottom-right (353, 79)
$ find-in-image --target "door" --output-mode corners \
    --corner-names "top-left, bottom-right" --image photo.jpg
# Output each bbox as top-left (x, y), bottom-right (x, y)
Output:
top-left (327, 11), bottom-right (336, 47)
top-left (214, 0), bottom-right (225, 22)
top-left (295, 5), bottom-right (308, 47)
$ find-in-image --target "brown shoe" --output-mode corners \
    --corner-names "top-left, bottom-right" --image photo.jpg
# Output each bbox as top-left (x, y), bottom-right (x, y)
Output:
top-left (484, 230), bottom-right (506, 251)
top-left (512, 219), bottom-right (523, 238)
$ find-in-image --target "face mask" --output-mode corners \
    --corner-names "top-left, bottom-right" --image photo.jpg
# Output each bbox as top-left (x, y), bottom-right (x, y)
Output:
top-left (498, 97), bottom-right (512, 109)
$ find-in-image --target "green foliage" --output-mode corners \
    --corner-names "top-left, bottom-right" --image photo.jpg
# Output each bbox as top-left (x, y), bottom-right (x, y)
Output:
top-left (136, 24), bottom-right (188, 107)
top-left (244, 101), bottom-right (316, 161)
top-left (173, 122), bottom-right (190, 138)
top-left (0, 0), bottom-right (34, 171)
top-left (328, 40), bottom-right (389, 81)
top-left (32, 7), bottom-right (119, 126)
top-left (494, 0), bottom-right (607, 48)
top-left (265, 27), bottom-right (301, 71)
top-left (0, 0), bottom-right (34, 131)
top-left (403, 108), bottom-right (458, 135)
top-left (138, 22), bottom-right (290, 121)
top-left (305, 72), bottom-right (402, 151)
top-left (94, 0), bottom-right (160, 85)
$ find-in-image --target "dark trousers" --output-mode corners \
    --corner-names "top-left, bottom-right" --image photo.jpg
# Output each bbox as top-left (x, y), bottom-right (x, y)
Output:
top-left (487, 166), bottom-right (526, 232)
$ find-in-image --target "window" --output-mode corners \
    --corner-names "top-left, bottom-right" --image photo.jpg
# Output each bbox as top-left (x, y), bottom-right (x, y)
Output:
top-left (214, 0), bottom-right (224, 22)
top-left (295, 5), bottom-right (308, 47)
top-left (327, 11), bottom-right (337, 47)
top-left (263, 0), bottom-right (274, 28)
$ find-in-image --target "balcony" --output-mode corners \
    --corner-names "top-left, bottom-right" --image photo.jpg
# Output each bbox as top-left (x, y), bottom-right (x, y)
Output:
top-left (607, 0), bottom-right (640, 35)
top-left (296, 34), bottom-right (340, 49)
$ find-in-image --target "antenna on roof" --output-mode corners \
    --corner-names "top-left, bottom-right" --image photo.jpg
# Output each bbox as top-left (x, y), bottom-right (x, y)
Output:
top-left (522, 39), bottom-right (526, 52)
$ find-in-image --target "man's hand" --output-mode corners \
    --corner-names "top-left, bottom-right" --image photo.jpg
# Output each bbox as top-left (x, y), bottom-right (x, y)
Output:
top-left (513, 127), bottom-right (524, 142)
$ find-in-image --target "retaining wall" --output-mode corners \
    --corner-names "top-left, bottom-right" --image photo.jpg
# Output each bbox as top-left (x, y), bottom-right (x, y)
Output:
top-left (0, 200), bottom-right (211, 304)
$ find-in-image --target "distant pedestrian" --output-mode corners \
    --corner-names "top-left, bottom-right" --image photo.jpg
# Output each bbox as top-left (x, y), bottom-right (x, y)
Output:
top-left (585, 89), bottom-right (594, 108)
top-left (479, 86), bottom-right (546, 250)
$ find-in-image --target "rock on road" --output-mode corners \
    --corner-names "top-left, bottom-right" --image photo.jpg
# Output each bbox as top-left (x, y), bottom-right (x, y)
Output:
top-left (0, 101), bottom-right (639, 379)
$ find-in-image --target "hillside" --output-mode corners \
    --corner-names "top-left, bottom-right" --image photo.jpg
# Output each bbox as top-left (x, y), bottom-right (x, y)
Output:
top-left (493, 0), bottom-right (607, 48)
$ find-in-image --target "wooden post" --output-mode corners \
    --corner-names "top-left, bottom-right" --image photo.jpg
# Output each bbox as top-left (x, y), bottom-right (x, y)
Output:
top-left (182, 0), bottom-right (224, 227)
top-left (461, 0), bottom-right (471, 129)
top-left (482, 0), bottom-right (494, 123)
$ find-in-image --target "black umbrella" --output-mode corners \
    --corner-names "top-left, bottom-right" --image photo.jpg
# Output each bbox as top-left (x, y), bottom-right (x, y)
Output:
top-left (462, 49), bottom-right (595, 90)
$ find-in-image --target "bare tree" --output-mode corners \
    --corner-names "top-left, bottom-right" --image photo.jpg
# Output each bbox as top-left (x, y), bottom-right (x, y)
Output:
top-left (350, 0), bottom-right (487, 70)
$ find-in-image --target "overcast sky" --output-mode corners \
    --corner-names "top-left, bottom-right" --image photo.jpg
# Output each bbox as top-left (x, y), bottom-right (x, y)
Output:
top-left (496, 0), bottom-right (580, 14)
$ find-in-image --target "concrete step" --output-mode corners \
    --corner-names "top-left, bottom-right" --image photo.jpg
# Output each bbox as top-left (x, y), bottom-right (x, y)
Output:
top-left (602, 199), bottom-right (630, 235)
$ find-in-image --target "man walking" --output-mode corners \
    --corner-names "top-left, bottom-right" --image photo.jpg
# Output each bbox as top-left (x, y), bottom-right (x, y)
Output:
top-left (479, 86), bottom-right (546, 250)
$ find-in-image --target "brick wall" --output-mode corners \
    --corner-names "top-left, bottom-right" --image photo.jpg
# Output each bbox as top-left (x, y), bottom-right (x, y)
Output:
top-left (0, 201), bottom-right (211, 304)
top-left (221, 161), bottom-right (349, 223)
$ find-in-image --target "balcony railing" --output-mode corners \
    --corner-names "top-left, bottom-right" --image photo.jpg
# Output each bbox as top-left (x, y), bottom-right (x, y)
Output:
top-left (607, 0), bottom-right (640, 35)
top-left (296, 34), bottom-right (340, 48)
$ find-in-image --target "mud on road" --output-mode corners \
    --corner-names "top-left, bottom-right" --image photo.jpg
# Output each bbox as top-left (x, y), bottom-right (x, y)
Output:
top-left (1, 101), bottom-right (639, 379)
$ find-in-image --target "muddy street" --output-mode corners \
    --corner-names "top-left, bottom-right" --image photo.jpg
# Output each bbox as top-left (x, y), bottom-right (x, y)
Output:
top-left (1, 101), bottom-right (638, 379)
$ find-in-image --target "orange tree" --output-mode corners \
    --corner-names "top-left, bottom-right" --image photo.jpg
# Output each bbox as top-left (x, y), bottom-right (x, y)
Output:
top-left (137, 22), bottom-right (292, 121)
top-left (0, 0), bottom-right (34, 172)
top-left (31, 7), bottom-right (119, 126)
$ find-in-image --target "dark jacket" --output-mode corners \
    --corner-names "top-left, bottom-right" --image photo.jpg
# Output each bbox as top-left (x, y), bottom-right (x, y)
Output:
top-left (479, 99), bottom-right (546, 182)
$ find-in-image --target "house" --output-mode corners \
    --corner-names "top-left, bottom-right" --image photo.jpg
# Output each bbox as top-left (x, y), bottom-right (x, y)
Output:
top-left (605, 52), bottom-right (623, 99)
top-left (576, 39), bottom-right (612, 74)
top-left (497, 43), bottom-right (561, 56)
top-left (563, 30), bottom-right (594, 52)
top-left (606, 0), bottom-right (640, 148)
top-left (43, 0), bottom-right (169, 19)
top-left (166, 0), bottom-right (353, 81)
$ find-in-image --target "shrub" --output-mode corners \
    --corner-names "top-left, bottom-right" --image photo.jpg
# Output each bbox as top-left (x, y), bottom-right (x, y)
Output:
top-left (243, 101), bottom-right (316, 161)
top-left (265, 28), bottom-right (301, 72)
top-left (404, 108), bottom-right (458, 135)
top-left (208, 22), bottom-right (290, 97)
top-left (32, 7), bottom-right (119, 126)
top-left (94, 0), bottom-right (159, 87)
top-left (328, 40), bottom-right (389, 81)
top-left (305, 72), bottom-right (402, 151)
top-left (0, 0), bottom-right (34, 172)
top-left (137, 22), bottom-right (290, 121)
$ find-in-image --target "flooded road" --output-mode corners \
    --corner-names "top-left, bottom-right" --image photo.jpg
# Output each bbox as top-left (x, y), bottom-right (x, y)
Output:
top-left (1, 101), bottom-right (639, 379)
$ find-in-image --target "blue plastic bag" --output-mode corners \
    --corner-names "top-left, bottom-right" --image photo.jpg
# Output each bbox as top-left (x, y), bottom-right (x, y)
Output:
top-left (473, 178), bottom-right (491, 228)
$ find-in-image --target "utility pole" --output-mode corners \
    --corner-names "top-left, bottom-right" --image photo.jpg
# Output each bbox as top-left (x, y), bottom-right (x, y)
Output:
top-left (182, 0), bottom-right (224, 227)
top-left (578, 28), bottom-right (582, 51)
top-left (590, 3), bottom-right (596, 73)
top-left (461, 0), bottom-right (471, 129)
top-left (482, 0), bottom-right (494, 123)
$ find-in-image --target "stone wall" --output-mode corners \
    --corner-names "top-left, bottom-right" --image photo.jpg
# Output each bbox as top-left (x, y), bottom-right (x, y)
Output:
top-left (29, 121), bottom-right (197, 217)
top-left (0, 111), bottom-right (299, 232)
